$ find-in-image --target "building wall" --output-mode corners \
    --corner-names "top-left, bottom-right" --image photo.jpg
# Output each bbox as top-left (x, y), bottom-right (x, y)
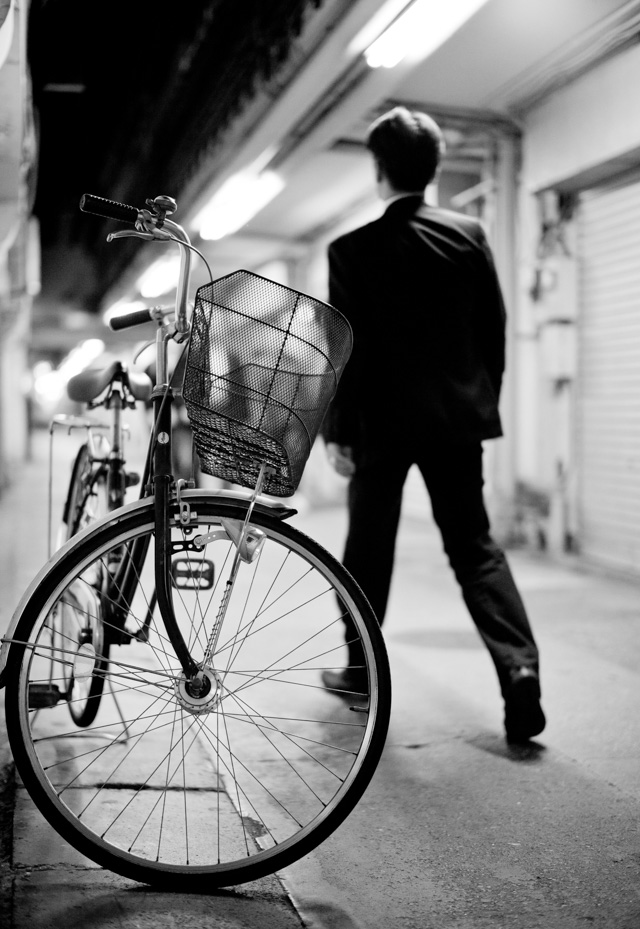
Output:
top-left (522, 42), bottom-right (640, 193)
top-left (515, 40), bottom-right (640, 560)
top-left (0, 0), bottom-right (37, 489)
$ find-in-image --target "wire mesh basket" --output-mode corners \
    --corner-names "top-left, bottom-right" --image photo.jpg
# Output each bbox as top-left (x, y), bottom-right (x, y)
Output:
top-left (182, 270), bottom-right (353, 497)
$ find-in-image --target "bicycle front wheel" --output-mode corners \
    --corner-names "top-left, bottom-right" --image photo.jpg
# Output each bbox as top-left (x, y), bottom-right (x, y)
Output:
top-left (5, 494), bottom-right (390, 890)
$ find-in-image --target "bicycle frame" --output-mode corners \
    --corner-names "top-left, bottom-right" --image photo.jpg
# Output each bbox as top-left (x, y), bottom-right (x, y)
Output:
top-left (104, 205), bottom-right (209, 682)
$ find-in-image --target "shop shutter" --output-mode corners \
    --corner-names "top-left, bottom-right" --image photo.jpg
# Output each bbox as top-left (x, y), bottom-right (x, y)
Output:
top-left (577, 177), bottom-right (640, 573)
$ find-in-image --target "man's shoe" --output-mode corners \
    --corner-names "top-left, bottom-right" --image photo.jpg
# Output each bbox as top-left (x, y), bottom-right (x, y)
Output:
top-left (321, 668), bottom-right (367, 697)
top-left (504, 667), bottom-right (546, 743)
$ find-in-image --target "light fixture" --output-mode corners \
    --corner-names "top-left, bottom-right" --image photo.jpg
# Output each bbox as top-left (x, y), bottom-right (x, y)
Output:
top-left (136, 254), bottom-right (182, 298)
top-left (360, 0), bottom-right (490, 70)
top-left (33, 339), bottom-right (105, 407)
top-left (62, 339), bottom-right (106, 377)
top-left (194, 170), bottom-right (285, 241)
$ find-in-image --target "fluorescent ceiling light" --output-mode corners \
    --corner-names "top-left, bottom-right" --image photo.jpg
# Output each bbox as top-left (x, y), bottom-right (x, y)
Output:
top-left (61, 340), bottom-right (105, 378)
top-left (137, 254), bottom-right (182, 298)
top-left (194, 170), bottom-right (285, 241)
top-left (34, 339), bottom-right (106, 405)
top-left (363, 0), bottom-right (490, 69)
top-left (348, 0), bottom-right (411, 57)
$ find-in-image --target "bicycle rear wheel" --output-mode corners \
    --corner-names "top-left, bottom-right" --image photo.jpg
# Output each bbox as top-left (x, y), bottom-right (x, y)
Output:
top-left (57, 442), bottom-right (110, 726)
top-left (5, 494), bottom-right (390, 890)
top-left (63, 442), bottom-right (109, 538)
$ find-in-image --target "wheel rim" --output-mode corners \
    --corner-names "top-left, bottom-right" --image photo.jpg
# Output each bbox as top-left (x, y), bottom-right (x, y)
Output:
top-left (8, 502), bottom-right (389, 884)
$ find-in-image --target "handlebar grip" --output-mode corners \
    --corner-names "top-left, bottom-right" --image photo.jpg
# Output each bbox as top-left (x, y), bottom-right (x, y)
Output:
top-left (80, 193), bottom-right (139, 225)
top-left (109, 308), bottom-right (154, 331)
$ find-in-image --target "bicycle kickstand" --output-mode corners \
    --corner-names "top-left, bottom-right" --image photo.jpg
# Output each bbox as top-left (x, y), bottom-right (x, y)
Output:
top-left (106, 673), bottom-right (132, 742)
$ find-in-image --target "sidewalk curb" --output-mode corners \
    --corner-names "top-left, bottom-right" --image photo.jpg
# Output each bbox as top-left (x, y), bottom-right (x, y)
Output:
top-left (0, 689), bottom-right (14, 926)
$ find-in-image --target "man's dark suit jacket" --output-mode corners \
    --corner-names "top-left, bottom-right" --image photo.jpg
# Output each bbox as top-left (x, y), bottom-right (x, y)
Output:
top-left (322, 195), bottom-right (506, 451)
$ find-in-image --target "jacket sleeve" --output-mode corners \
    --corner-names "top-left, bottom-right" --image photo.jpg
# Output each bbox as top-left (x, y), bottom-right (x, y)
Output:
top-left (475, 224), bottom-right (506, 400)
top-left (321, 239), bottom-right (360, 446)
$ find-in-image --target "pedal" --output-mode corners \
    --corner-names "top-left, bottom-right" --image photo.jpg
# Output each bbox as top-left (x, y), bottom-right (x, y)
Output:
top-left (125, 470), bottom-right (140, 488)
top-left (28, 683), bottom-right (66, 708)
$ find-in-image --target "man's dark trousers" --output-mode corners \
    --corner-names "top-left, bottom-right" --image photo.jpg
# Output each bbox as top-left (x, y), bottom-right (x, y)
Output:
top-left (341, 437), bottom-right (539, 697)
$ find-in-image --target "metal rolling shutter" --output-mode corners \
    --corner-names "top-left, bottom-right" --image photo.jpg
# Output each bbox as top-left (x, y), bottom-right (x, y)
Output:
top-left (577, 177), bottom-right (640, 573)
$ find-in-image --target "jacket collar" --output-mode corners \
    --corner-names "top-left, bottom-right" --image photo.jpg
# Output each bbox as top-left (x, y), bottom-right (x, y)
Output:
top-left (383, 193), bottom-right (425, 217)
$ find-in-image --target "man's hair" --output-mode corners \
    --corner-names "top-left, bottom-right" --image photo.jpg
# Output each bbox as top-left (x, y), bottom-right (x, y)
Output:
top-left (366, 107), bottom-right (445, 191)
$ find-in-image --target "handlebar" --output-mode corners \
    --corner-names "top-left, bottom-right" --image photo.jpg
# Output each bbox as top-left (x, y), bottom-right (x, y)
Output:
top-left (109, 305), bottom-right (174, 332)
top-left (109, 308), bottom-right (153, 331)
top-left (79, 194), bottom-right (139, 225)
top-left (80, 192), bottom-right (192, 344)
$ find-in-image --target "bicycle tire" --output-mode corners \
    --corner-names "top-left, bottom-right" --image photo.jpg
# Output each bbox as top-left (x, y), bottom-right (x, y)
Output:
top-left (5, 494), bottom-right (391, 890)
top-left (58, 443), bottom-right (111, 726)
top-left (64, 443), bottom-right (107, 538)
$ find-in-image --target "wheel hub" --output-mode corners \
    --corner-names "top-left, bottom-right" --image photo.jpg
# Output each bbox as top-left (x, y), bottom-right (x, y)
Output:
top-left (174, 666), bottom-right (222, 715)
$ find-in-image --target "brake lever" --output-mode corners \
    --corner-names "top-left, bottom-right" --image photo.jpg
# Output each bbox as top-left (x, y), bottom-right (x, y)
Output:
top-left (107, 224), bottom-right (175, 244)
top-left (107, 229), bottom-right (155, 243)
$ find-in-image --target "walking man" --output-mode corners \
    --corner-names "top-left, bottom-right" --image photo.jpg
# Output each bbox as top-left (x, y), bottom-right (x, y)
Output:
top-left (322, 106), bottom-right (545, 743)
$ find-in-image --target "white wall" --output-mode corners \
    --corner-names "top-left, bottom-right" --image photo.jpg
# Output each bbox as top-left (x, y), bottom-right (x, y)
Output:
top-left (522, 42), bottom-right (640, 193)
top-left (513, 41), bottom-right (640, 550)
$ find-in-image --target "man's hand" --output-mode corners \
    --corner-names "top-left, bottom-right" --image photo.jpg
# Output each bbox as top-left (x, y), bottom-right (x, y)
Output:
top-left (326, 442), bottom-right (355, 478)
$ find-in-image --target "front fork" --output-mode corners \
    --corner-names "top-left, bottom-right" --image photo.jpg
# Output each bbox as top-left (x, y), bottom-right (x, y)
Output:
top-left (151, 386), bottom-right (269, 690)
top-left (152, 388), bottom-right (200, 680)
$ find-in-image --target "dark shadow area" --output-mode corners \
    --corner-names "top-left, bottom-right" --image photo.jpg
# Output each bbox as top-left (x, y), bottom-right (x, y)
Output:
top-left (466, 731), bottom-right (547, 763)
top-left (293, 900), bottom-right (362, 928)
top-left (12, 871), bottom-right (304, 928)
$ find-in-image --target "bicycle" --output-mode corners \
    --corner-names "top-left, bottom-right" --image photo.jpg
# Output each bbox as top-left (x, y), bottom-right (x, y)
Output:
top-left (0, 193), bottom-right (391, 891)
top-left (47, 361), bottom-right (152, 726)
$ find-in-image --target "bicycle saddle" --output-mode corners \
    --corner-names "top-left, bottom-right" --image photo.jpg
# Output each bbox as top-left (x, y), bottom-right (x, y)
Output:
top-left (67, 360), bottom-right (152, 403)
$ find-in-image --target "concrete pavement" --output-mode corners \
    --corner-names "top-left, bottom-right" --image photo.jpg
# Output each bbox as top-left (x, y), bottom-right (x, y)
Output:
top-left (283, 506), bottom-right (640, 928)
top-left (1, 429), bottom-right (640, 928)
